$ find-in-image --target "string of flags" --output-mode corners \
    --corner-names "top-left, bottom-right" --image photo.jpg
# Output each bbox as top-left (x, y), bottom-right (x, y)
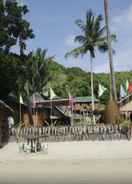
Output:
top-left (98, 80), bottom-right (132, 99)
top-left (19, 80), bottom-right (132, 106)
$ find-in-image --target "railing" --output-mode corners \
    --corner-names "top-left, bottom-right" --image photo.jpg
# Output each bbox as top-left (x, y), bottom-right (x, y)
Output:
top-left (11, 124), bottom-right (132, 142)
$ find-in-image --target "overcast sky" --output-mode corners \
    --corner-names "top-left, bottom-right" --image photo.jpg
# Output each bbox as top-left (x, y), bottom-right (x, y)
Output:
top-left (18, 0), bottom-right (132, 73)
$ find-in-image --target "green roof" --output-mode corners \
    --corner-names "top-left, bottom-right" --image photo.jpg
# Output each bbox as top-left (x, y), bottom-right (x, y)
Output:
top-left (74, 96), bottom-right (99, 103)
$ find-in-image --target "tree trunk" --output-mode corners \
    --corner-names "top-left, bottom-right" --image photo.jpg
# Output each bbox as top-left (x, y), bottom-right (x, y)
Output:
top-left (90, 54), bottom-right (96, 124)
top-left (104, 0), bottom-right (117, 101)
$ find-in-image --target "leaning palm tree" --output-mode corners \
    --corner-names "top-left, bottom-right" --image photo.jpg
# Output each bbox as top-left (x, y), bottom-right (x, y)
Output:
top-left (65, 10), bottom-right (110, 124)
top-left (104, 0), bottom-right (117, 101)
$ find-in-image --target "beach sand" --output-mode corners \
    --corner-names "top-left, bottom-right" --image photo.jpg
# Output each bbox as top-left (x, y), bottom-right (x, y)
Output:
top-left (0, 140), bottom-right (132, 184)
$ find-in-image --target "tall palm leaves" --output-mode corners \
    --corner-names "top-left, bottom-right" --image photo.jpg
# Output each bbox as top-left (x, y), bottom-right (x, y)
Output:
top-left (14, 49), bottom-right (52, 125)
top-left (66, 10), bottom-right (108, 58)
top-left (65, 10), bottom-right (110, 123)
top-left (23, 48), bottom-right (52, 102)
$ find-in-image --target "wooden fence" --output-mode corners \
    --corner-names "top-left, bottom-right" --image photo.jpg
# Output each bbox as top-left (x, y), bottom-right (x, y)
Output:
top-left (11, 124), bottom-right (132, 142)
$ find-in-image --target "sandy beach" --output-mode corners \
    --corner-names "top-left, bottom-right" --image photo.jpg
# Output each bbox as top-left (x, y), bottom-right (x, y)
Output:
top-left (0, 140), bottom-right (132, 184)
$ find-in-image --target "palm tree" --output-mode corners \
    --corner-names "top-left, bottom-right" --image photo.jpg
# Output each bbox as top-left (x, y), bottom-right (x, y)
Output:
top-left (24, 49), bottom-right (53, 124)
top-left (104, 0), bottom-right (117, 101)
top-left (65, 10), bottom-right (110, 124)
top-left (25, 48), bottom-right (52, 95)
top-left (14, 48), bottom-right (52, 125)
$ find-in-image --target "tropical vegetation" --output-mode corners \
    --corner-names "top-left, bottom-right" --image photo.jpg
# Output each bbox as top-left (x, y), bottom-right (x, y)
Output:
top-left (0, 0), bottom-right (131, 107)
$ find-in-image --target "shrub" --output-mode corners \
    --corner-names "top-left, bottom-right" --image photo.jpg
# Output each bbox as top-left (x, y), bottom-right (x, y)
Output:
top-left (120, 120), bottom-right (132, 129)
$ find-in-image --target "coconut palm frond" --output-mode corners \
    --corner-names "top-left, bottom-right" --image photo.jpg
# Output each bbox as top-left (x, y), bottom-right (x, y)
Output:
top-left (86, 9), bottom-right (93, 25)
top-left (74, 35), bottom-right (86, 44)
top-left (97, 33), bottom-right (116, 53)
top-left (65, 46), bottom-right (85, 59)
top-left (97, 27), bottom-right (106, 37)
top-left (65, 9), bottom-right (116, 59)
top-left (98, 42), bottom-right (108, 53)
top-left (75, 19), bottom-right (86, 31)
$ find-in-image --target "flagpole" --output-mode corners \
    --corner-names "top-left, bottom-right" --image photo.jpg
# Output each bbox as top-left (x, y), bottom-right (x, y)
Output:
top-left (33, 94), bottom-right (37, 126)
top-left (71, 101), bottom-right (73, 126)
top-left (35, 104), bottom-right (38, 126)
top-left (49, 87), bottom-right (57, 125)
top-left (50, 99), bottom-right (53, 125)
top-left (19, 101), bottom-right (21, 124)
top-left (49, 86), bottom-right (52, 125)
top-left (69, 93), bottom-right (74, 126)
top-left (35, 100), bottom-right (37, 126)
top-left (33, 94), bottom-right (35, 126)
top-left (35, 106), bottom-right (37, 126)
top-left (19, 94), bottom-right (23, 125)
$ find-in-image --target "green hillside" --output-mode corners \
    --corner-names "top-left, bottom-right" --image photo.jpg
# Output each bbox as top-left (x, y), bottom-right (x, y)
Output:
top-left (48, 60), bottom-right (132, 103)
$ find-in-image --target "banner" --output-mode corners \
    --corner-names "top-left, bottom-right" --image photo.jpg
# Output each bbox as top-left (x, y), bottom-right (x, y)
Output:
top-left (128, 82), bottom-right (132, 93)
top-left (98, 84), bottom-right (107, 97)
top-left (19, 94), bottom-right (24, 104)
top-left (50, 87), bottom-right (57, 100)
top-left (120, 84), bottom-right (126, 99)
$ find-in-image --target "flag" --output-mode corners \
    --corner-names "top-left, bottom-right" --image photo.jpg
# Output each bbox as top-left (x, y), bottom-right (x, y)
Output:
top-left (42, 86), bottom-right (49, 97)
top-left (19, 94), bottom-right (24, 104)
top-left (68, 92), bottom-right (74, 108)
top-left (126, 80), bottom-right (129, 91)
top-left (120, 84), bottom-right (126, 99)
top-left (50, 87), bottom-right (57, 100)
top-left (98, 83), bottom-right (107, 97)
top-left (42, 90), bottom-right (49, 97)
top-left (128, 82), bottom-right (132, 93)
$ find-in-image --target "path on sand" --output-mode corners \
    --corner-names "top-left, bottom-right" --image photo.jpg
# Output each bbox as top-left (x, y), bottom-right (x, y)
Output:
top-left (0, 141), bottom-right (132, 184)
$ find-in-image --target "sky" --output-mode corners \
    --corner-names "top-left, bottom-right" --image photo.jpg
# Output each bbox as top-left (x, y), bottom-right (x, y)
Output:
top-left (19, 0), bottom-right (132, 73)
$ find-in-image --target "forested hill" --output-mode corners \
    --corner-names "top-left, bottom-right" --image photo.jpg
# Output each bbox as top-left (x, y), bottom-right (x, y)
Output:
top-left (48, 60), bottom-right (132, 103)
